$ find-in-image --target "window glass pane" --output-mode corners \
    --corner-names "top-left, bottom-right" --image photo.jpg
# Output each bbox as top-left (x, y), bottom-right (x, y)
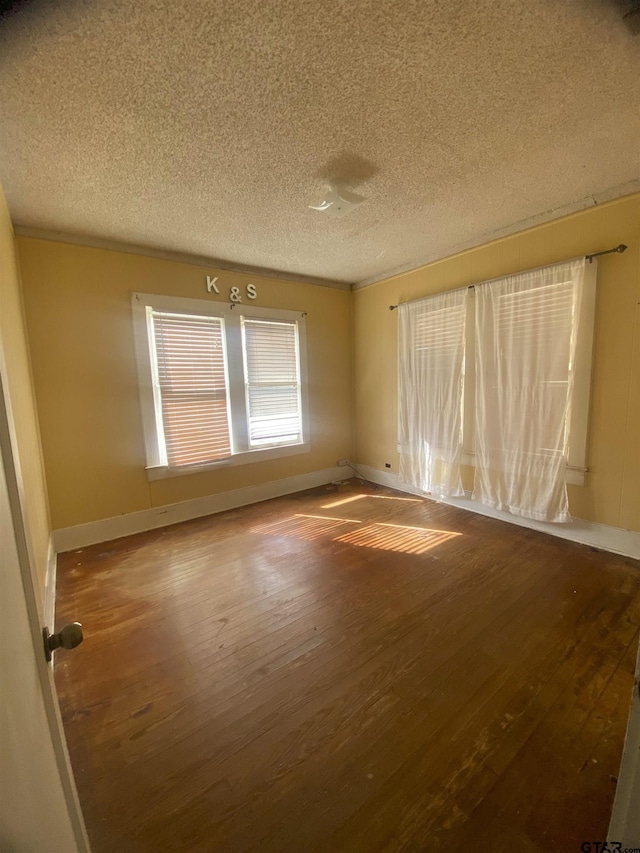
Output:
top-left (242, 318), bottom-right (301, 447)
top-left (494, 280), bottom-right (575, 456)
top-left (152, 312), bottom-right (231, 466)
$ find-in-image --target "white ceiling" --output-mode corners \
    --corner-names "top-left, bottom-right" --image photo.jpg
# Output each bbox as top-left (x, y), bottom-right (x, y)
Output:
top-left (1, 0), bottom-right (639, 286)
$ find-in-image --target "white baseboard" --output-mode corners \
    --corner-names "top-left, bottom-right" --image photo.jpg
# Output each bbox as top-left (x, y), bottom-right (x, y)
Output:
top-left (43, 537), bottom-right (57, 628)
top-left (49, 461), bottom-right (640, 559)
top-left (52, 466), bottom-right (351, 552)
top-left (356, 464), bottom-right (640, 560)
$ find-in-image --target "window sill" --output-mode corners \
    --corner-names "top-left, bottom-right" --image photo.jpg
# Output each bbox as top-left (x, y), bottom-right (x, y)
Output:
top-left (460, 451), bottom-right (587, 486)
top-left (146, 441), bottom-right (310, 481)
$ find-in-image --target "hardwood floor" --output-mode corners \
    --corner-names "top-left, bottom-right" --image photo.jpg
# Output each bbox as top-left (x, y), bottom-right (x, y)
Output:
top-left (54, 481), bottom-right (640, 853)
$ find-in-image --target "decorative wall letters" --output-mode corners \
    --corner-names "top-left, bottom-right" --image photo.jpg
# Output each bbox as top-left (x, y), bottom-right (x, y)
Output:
top-left (206, 275), bottom-right (257, 302)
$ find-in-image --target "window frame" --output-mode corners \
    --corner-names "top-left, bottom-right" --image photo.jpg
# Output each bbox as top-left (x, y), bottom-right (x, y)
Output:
top-left (132, 292), bottom-right (310, 480)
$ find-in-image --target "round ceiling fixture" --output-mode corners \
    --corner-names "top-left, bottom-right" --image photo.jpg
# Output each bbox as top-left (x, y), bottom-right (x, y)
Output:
top-left (309, 183), bottom-right (366, 218)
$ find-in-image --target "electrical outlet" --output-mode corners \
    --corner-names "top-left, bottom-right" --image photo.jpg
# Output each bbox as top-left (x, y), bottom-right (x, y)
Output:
top-left (385, 463), bottom-right (391, 468)
top-left (337, 459), bottom-right (350, 467)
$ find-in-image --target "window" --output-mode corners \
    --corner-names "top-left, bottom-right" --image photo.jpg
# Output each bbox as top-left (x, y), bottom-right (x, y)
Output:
top-left (462, 260), bottom-right (597, 487)
top-left (242, 318), bottom-right (302, 448)
top-left (397, 289), bottom-right (467, 498)
top-left (399, 258), bottom-right (596, 517)
top-left (152, 312), bottom-right (231, 466)
top-left (132, 293), bottom-right (309, 479)
top-left (470, 260), bottom-right (594, 521)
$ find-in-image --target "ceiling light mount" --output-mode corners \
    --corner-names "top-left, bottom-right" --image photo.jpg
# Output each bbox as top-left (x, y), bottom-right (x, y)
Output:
top-left (309, 183), bottom-right (366, 218)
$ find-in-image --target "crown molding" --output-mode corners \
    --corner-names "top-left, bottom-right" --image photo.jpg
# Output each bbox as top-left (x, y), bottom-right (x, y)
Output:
top-left (13, 226), bottom-right (353, 292)
top-left (15, 180), bottom-right (639, 294)
top-left (352, 181), bottom-right (640, 291)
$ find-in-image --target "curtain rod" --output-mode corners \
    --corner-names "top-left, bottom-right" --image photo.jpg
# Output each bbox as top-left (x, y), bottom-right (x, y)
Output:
top-left (388, 243), bottom-right (627, 310)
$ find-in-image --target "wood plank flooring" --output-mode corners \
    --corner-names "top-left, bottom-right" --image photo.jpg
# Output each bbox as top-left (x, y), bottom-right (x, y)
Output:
top-left (54, 481), bottom-right (640, 853)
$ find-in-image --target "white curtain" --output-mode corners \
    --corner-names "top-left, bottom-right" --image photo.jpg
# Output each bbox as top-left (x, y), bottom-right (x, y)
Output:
top-left (473, 259), bottom-right (585, 522)
top-left (398, 289), bottom-right (467, 498)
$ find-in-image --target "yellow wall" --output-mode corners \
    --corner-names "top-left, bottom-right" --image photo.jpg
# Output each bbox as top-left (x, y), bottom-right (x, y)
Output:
top-left (17, 238), bottom-right (354, 530)
top-left (0, 187), bottom-right (51, 599)
top-left (12, 193), bottom-right (640, 536)
top-left (354, 193), bottom-right (640, 532)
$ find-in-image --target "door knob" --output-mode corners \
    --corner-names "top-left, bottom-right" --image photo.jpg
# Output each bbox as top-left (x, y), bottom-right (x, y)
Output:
top-left (43, 623), bottom-right (83, 662)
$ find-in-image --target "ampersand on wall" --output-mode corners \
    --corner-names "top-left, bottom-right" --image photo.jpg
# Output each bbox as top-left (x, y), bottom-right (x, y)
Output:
top-left (204, 276), bottom-right (258, 302)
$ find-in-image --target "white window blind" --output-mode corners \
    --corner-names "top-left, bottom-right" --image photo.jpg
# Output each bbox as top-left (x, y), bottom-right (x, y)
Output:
top-left (241, 318), bottom-right (302, 447)
top-left (495, 279), bottom-right (575, 456)
top-left (151, 311), bottom-right (231, 467)
top-left (398, 289), bottom-right (467, 498)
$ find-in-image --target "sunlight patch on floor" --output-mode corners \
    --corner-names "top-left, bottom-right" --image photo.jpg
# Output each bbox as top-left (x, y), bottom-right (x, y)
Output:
top-left (334, 522), bottom-right (461, 554)
top-left (322, 493), bottom-right (423, 509)
top-left (251, 511), bottom-right (459, 555)
top-left (321, 494), bottom-right (367, 509)
top-left (251, 514), bottom-right (361, 541)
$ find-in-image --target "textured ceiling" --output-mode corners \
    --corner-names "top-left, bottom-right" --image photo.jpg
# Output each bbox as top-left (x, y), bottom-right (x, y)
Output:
top-left (1, 0), bottom-right (639, 286)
